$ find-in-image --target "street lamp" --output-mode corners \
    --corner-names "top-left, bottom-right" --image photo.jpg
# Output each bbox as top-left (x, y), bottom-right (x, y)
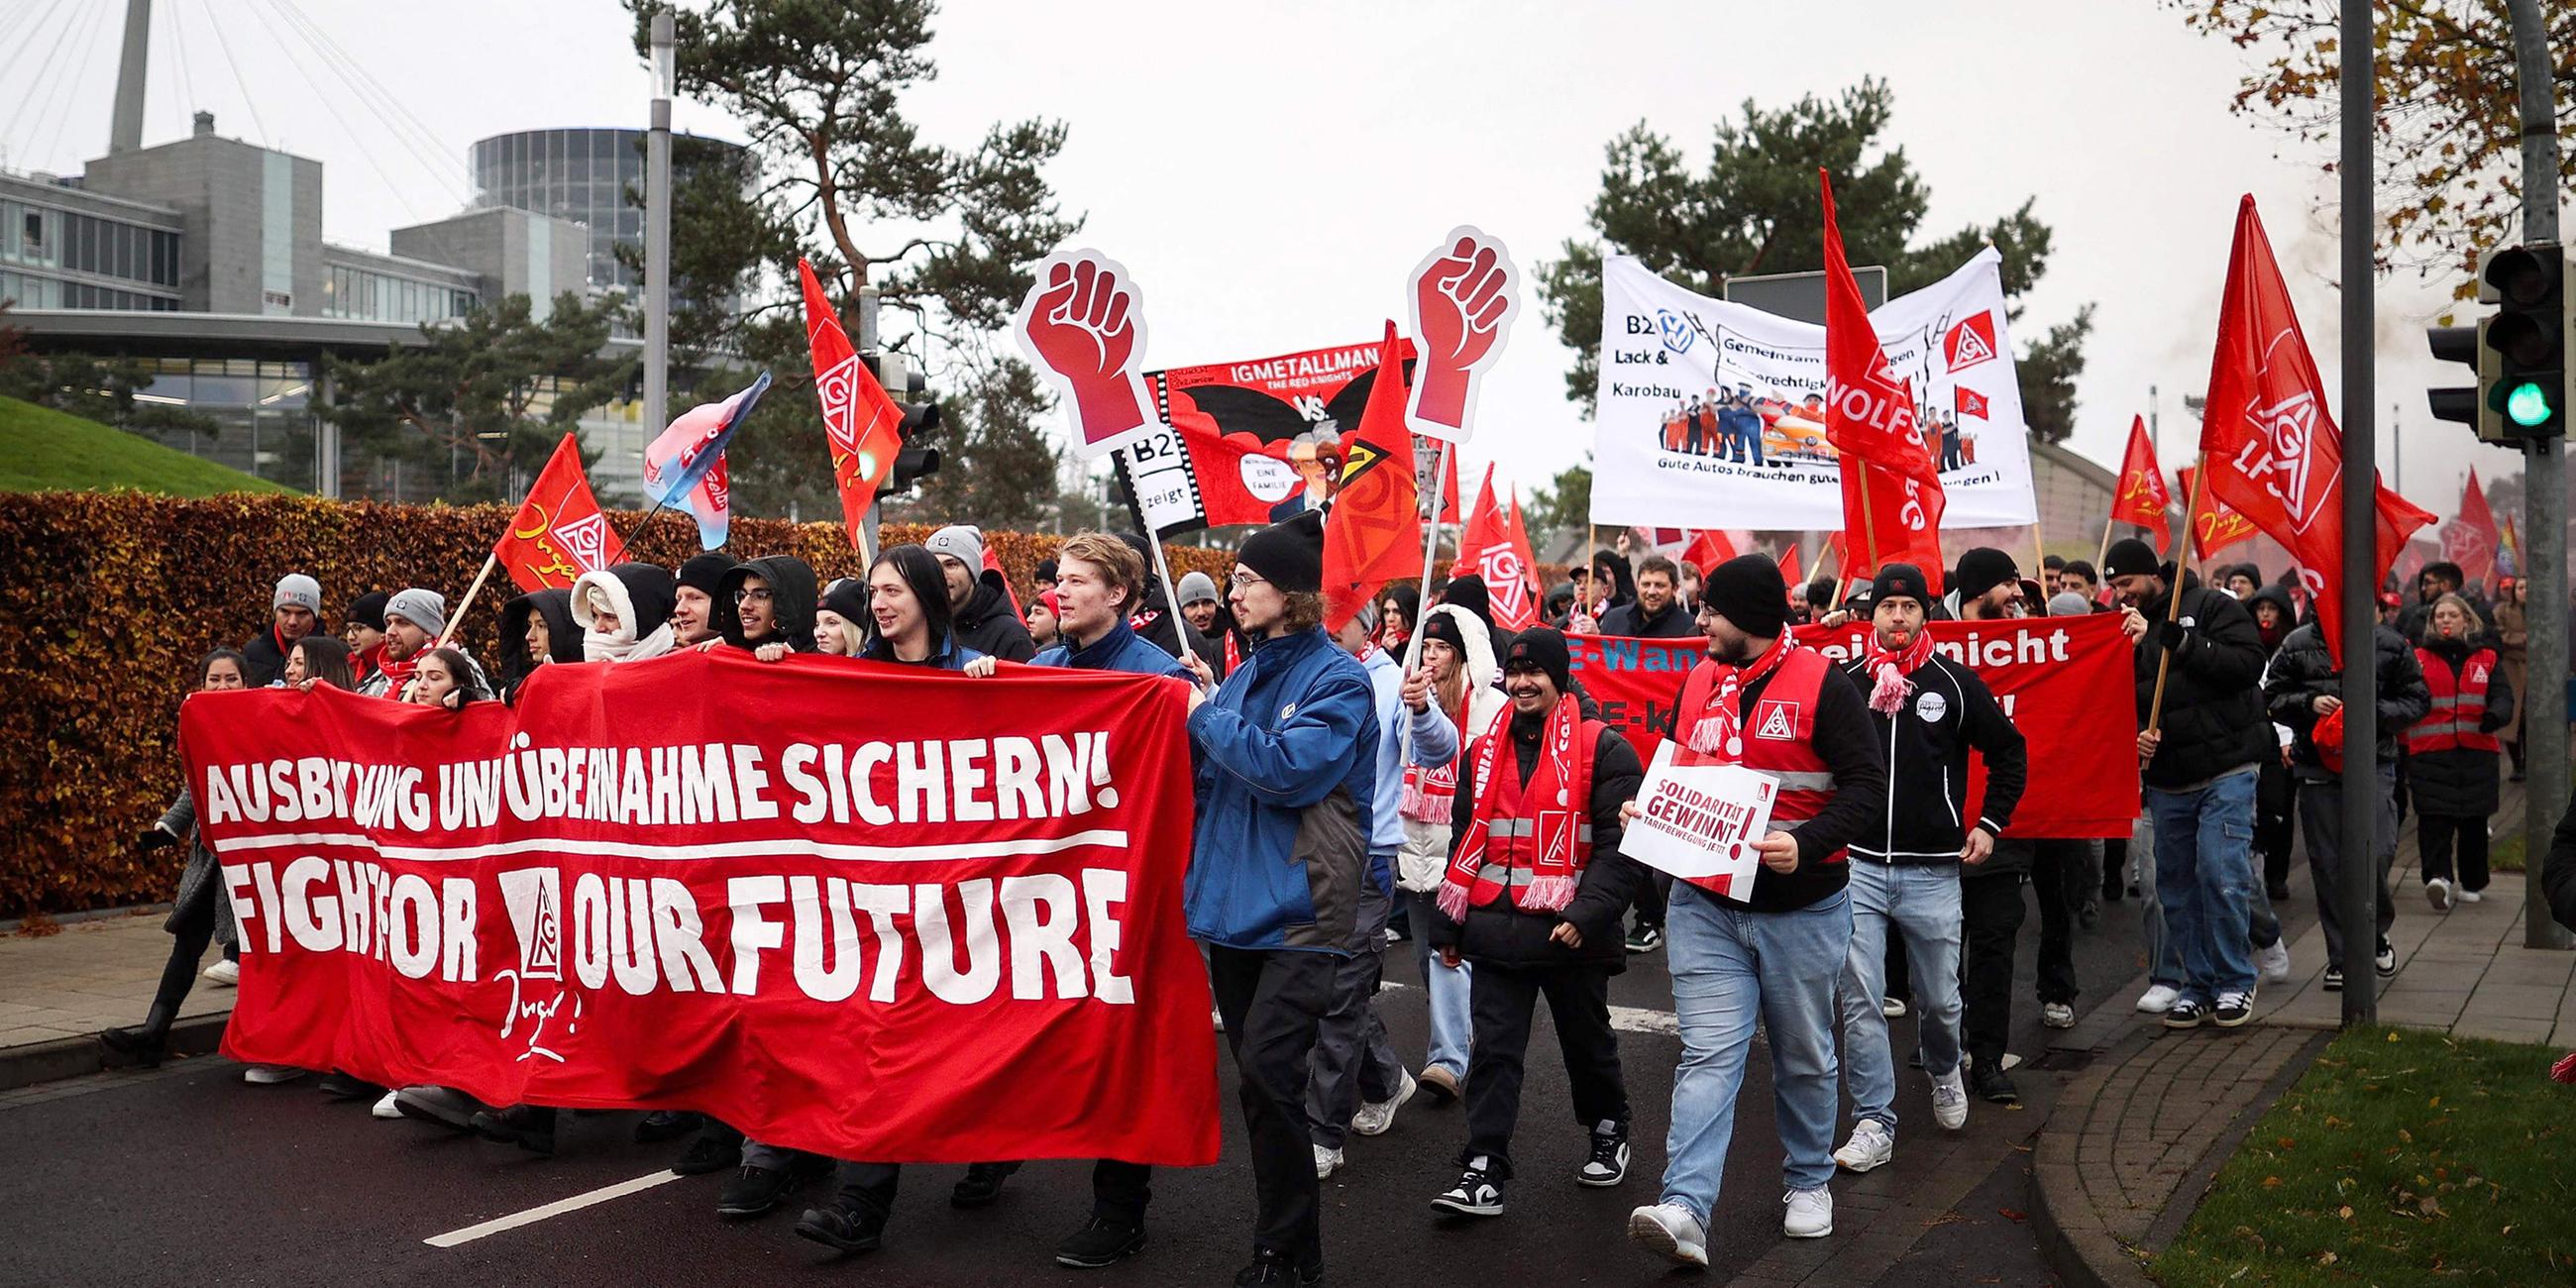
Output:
top-left (643, 12), bottom-right (675, 453)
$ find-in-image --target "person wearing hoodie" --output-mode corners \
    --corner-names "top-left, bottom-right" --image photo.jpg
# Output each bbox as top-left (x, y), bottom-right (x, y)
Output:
top-left (1599, 555), bottom-right (1698, 640)
top-left (1171, 510), bottom-right (1376, 1288)
top-left (1310, 600), bottom-right (1458, 1181)
top-left (2262, 595), bottom-right (2430, 994)
top-left (2246, 584), bottom-right (2304, 903)
top-left (1398, 605), bottom-right (1506, 1106)
top-left (572, 563), bottom-right (680, 664)
top-left (1587, 548), bottom-right (1637, 623)
top-left (496, 589), bottom-right (582, 703)
top-left (924, 524), bottom-right (1035, 662)
top-left (1426, 627), bottom-right (1644, 1221)
top-left (2408, 593), bottom-right (2516, 911)
top-left (1441, 572), bottom-right (1520, 672)
top-left (670, 552), bottom-right (733, 647)
top-left (813, 579), bottom-right (871, 656)
top-left (713, 556), bottom-right (819, 654)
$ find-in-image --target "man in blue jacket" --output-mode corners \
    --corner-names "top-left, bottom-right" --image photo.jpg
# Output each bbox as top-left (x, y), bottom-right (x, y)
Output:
top-left (1177, 510), bottom-right (1378, 1288)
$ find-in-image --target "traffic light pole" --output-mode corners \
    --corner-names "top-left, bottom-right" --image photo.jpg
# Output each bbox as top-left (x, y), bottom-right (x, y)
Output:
top-left (2337, 0), bottom-right (2380, 1026)
top-left (2505, 0), bottom-right (2571, 950)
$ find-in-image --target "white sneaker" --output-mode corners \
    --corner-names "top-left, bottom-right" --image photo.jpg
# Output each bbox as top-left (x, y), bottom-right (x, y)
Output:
top-left (1628, 1201), bottom-right (1710, 1266)
top-left (1880, 996), bottom-right (1908, 1019)
top-left (371, 1090), bottom-right (402, 1120)
top-left (1833, 1119), bottom-right (1895, 1172)
top-left (2460, 888), bottom-right (2484, 903)
top-left (2257, 940), bottom-right (2291, 983)
top-left (2041, 1002), bottom-right (2076, 1028)
top-left (1783, 1186), bottom-right (1834, 1238)
top-left (1213, 1009), bottom-right (1226, 1032)
top-left (1351, 1069), bottom-right (1416, 1136)
top-left (242, 1064), bottom-right (304, 1085)
top-left (1931, 1068), bottom-right (1969, 1130)
top-left (2135, 983), bottom-right (2181, 1014)
top-left (2426, 877), bottom-right (2455, 912)
top-left (202, 959), bottom-right (239, 986)
top-left (1313, 1143), bottom-right (1343, 1179)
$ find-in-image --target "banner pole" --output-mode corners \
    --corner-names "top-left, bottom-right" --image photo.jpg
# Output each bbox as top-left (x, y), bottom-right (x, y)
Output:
top-left (2030, 521), bottom-right (2047, 582)
top-left (2145, 456), bottom-right (2207, 734)
top-left (437, 553), bottom-right (501, 651)
top-left (1145, 526), bottom-right (1185, 647)
top-left (1858, 468), bottom-right (1881, 578)
top-left (1413, 442), bottom-right (1450, 650)
top-left (2093, 515), bottom-right (2116, 582)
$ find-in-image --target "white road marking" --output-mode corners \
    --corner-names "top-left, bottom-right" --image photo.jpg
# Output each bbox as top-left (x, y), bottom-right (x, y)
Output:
top-left (1377, 980), bottom-right (1681, 1037)
top-left (423, 1169), bottom-right (685, 1248)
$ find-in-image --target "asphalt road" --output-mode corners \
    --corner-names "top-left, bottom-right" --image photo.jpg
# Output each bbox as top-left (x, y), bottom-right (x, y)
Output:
top-left (4, 871), bottom-right (2161, 1288)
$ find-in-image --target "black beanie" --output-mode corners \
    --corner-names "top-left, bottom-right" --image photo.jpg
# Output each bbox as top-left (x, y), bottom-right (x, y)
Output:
top-left (2103, 538), bottom-right (2162, 582)
top-left (818, 577), bottom-right (870, 625)
top-left (1705, 554), bottom-right (1788, 639)
top-left (1871, 563), bottom-right (1932, 608)
top-left (1420, 609), bottom-right (1467, 659)
top-left (1953, 547), bottom-right (2018, 604)
top-left (346, 590), bottom-right (388, 632)
top-left (1502, 627), bottom-right (1572, 694)
top-left (1239, 510), bottom-right (1325, 593)
top-left (677, 552), bottom-right (732, 596)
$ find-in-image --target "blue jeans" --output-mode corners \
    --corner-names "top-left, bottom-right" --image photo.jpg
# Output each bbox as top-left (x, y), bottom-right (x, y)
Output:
top-left (1659, 883), bottom-right (1851, 1228)
top-left (2144, 767), bottom-right (2259, 1003)
top-left (1407, 890), bottom-right (1471, 1079)
top-left (1838, 861), bottom-right (1963, 1130)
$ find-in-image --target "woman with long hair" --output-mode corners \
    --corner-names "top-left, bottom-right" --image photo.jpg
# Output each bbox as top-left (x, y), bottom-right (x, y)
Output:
top-left (406, 647), bottom-right (489, 708)
top-left (1395, 606), bottom-right (1505, 1106)
top-left (859, 545), bottom-right (983, 670)
top-left (285, 634), bottom-right (357, 693)
top-left (813, 579), bottom-right (870, 657)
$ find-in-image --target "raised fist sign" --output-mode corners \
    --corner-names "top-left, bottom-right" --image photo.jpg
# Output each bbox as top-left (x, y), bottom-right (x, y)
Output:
top-left (1016, 250), bottom-right (1155, 460)
top-left (1405, 225), bottom-right (1522, 443)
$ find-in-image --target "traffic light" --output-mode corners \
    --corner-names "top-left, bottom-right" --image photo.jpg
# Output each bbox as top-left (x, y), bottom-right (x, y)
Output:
top-left (2482, 243), bottom-right (2567, 440)
top-left (869, 351), bottom-right (943, 493)
top-left (2426, 318), bottom-right (2502, 442)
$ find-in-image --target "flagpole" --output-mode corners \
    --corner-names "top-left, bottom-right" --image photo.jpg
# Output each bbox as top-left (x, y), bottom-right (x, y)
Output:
top-left (437, 553), bottom-right (501, 651)
top-left (2030, 521), bottom-right (2047, 584)
top-left (1144, 527), bottom-right (1186, 651)
top-left (2145, 456), bottom-right (2208, 734)
top-left (1857, 468), bottom-right (1881, 577)
top-left (1412, 441), bottom-right (1450, 663)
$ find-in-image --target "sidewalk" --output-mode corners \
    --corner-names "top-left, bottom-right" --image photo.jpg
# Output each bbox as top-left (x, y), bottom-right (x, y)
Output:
top-left (0, 909), bottom-right (232, 1090)
top-left (2032, 776), bottom-right (2576, 1288)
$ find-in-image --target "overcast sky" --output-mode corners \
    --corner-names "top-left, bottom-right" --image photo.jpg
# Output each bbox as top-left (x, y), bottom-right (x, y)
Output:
top-left (5, 0), bottom-right (2553, 528)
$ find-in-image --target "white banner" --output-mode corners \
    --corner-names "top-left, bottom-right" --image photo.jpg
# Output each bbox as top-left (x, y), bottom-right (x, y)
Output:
top-left (1590, 248), bottom-right (2038, 530)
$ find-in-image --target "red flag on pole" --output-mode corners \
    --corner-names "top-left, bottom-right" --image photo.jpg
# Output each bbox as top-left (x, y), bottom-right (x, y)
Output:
top-left (800, 260), bottom-right (906, 551)
top-left (1820, 170), bottom-right (1941, 485)
top-left (1838, 461), bottom-right (1947, 592)
top-left (1955, 386), bottom-right (1991, 420)
top-left (2442, 468), bottom-right (2501, 590)
top-left (1681, 529), bottom-right (1738, 573)
top-left (1452, 464), bottom-right (1541, 630)
top-left (2197, 195), bottom-right (2435, 666)
top-left (1501, 496), bottom-right (1543, 629)
top-left (493, 433), bottom-right (625, 592)
top-left (1776, 543), bottom-right (1803, 588)
top-left (2111, 414), bottom-right (2173, 549)
top-left (1321, 323), bottom-right (1426, 633)
top-left (2176, 465), bottom-right (2260, 559)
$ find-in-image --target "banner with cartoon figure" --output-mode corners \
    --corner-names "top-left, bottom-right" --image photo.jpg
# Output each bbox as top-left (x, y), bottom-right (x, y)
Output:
top-left (1591, 248), bottom-right (2038, 531)
top-left (1122, 337), bottom-right (1421, 535)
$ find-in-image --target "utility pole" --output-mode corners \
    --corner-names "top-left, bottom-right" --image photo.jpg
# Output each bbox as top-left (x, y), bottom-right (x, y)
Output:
top-left (643, 12), bottom-right (675, 450)
top-left (857, 284), bottom-right (884, 556)
top-left (2505, 0), bottom-right (2572, 950)
top-left (2337, 0), bottom-right (2381, 1027)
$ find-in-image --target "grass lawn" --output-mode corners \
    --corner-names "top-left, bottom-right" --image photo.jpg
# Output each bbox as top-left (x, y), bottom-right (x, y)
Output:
top-left (0, 394), bottom-right (290, 496)
top-left (2155, 1026), bottom-right (2576, 1286)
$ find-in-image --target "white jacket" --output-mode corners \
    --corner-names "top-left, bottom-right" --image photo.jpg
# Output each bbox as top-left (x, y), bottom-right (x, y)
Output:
top-left (1396, 603), bottom-right (1509, 893)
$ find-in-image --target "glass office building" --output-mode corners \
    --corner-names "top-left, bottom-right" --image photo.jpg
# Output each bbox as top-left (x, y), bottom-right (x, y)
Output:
top-left (470, 128), bottom-right (749, 295)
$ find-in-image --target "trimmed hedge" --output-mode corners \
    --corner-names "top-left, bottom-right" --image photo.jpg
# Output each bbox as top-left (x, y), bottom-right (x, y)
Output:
top-left (0, 492), bottom-right (1232, 916)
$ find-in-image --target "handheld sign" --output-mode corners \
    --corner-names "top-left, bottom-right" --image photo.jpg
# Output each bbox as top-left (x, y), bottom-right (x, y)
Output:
top-left (1623, 740), bottom-right (1776, 899)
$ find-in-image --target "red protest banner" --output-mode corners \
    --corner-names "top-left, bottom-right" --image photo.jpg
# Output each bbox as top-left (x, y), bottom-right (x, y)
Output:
top-left (178, 650), bottom-right (1219, 1166)
top-left (1568, 613), bottom-right (2138, 838)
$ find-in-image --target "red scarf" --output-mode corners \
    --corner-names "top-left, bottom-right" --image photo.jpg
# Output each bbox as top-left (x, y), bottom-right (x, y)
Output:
top-left (372, 646), bottom-right (420, 699)
top-left (1437, 691), bottom-right (1593, 918)
top-left (1858, 626), bottom-right (1935, 715)
top-left (1683, 634), bottom-right (1803, 761)
top-left (1400, 687), bottom-right (1475, 822)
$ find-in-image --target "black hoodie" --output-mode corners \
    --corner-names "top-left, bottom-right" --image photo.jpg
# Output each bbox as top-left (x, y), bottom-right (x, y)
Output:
top-left (715, 556), bottom-right (819, 652)
top-left (954, 569), bottom-right (1036, 662)
top-left (1590, 548), bottom-right (1637, 610)
top-left (498, 588), bottom-right (583, 701)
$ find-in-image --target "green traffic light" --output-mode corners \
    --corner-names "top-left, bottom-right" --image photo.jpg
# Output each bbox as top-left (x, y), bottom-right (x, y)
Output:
top-left (2505, 379), bottom-right (2556, 427)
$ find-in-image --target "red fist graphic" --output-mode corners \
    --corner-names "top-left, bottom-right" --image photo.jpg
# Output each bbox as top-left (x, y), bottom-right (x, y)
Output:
top-left (1406, 227), bottom-right (1521, 440)
top-left (1017, 252), bottom-right (1151, 455)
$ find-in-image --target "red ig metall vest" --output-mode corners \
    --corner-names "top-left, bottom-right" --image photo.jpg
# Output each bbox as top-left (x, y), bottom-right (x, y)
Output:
top-left (1454, 716), bottom-right (1607, 909)
top-left (2408, 646), bottom-right (2501, 754)
top-left (1673, 648), bottom-right (1846, 889)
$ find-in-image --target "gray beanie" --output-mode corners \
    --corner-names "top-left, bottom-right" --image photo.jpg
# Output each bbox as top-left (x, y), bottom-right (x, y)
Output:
top-left (385, 587), bottom-right (448, 638)
top-left (924, 524), bottom-right (986, 570)
top-left (272, 573), bottom-right (322, 615)
top-left (2047, 590), bottom-right (2093, 617)
top-left (1176, 570), bottom-right (1219, 607)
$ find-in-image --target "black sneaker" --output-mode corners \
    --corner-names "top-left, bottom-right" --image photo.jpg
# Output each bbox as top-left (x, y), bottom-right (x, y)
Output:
top-left (793, 1194), bottom-right (888, 1254)
top-left (2077, 899), bottom-right (2100, 931)
top-left (673, 1129), bottom-right (742, 1176)
top-left (1432, 1157), bottom-right (1505, 1217)
top-left (1232, 1249), bottom-right (1323, 1286)
top-left (316, 1071), bottom-right (384, 1101)
top-left (2163, 999), bottom-right (2208, 1029)
top-left (1577, 1120), bottom-right (1630, 1186)
top-left (2322, 967), bottom-right (2344, 993)
top-left (949, 1160), bottom-right (1022, 1208)
top-left (1055, 1216), bottom-right (1147, 1268)
top-left (2267, 882), bottom-right (2293, 903)
top-left (471, 1104), bottom-right (557, 1155)
top-left (1970, 1063), bottom-right (2019, 1104)
top-left (717, 1165), bottom-right (803, 1218)
top-left (1623, 925), bottom-right (1664, 953)
top-left (98, 1025), bottom-right (168, 1067)
top-left (2375, 937), bottom-right (2397, 978)
top-left (2213, 991), bottom-right (2254, 1028)
top-left (634, 1110), bottom-right (699, 1143)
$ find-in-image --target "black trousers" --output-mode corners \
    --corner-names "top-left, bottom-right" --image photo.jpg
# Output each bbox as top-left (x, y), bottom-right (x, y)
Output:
top-left (140, 874), bottom-right (222, 1033)
top-left (2100, 837), bottom-right (2128, 900)
top-left (1960, 870), bottom-right (2027, 1069)
top-left (2026, 839), bottom-right (2086, 1007)
top-left (2417, 813), bottom-right (2491, 893)
top-left (2256, 760), bottom-right (2299, 891)
top-left (1207, 945), bottom-right (1336, 1270)
top-left (1631, 869), bottom-right (1672, 931)
top-left (1461, 961), bottom-right (1627, 1180)
top-left (1092, 1159), bottom-right (1152, 1226)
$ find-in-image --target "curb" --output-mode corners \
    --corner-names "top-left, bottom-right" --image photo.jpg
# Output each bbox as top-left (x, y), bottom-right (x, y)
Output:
top-left (0, 1012), bottom-right (230, 1093)
top-left (2030, 1026), bottom-right (2159, 1288)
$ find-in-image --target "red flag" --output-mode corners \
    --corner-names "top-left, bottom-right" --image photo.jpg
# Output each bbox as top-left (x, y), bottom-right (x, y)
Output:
top-left (1433, 444), bottom-right (1461, 523)
top-left (1681, 529), bottom-right (1738, 573)
top-left (1452, 464), bottom-right (1540, 630)
top-left (2177, 465), bottom-right (2259, 559)
top-left (800, 260), bottom-right (906, 551)
top-left (2442, 468), bottom-right (2500, 590)
top-left (1839, 459), bottom-right (1946, 593)
top-left (982, 544), bottom-right (1022, 620)
top-left (493, 433), bottom-right (625, 592)
top-left (2197, 196), bottom-right (2435, 665)
top-left (1955, 386), bottom-right (1991, 420)
top-left (1820, 170), bottom-right (1941, 485)
top-left (1776, 544), bottom-right (1803, 588)
top-left (2111, 415), bottom-right (2173, 550)
top-left (1321, 323), bottom-right (1426, 632)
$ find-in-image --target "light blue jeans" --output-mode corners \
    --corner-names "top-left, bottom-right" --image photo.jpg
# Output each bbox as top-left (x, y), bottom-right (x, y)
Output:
top-left (1838, 861), bottom-right (1963, 1130)
top-left (1659, 882), bottom-right (1851, 1229)
top-left (2145, 766), bottom-right (2260, 1004)
top-left (1407, 890), bottom-right (1472, 1079)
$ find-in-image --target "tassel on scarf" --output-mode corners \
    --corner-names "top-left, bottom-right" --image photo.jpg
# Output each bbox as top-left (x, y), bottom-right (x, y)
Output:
top-left (1436, 879), bottom-right (1471, 923)
top-left (1520, 874), bottom-right (1577, 913)
top-left (1868, 662), bottom-right (1912, 715)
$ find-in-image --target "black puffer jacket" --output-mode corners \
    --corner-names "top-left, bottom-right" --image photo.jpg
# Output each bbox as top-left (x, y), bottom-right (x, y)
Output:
top-left (714, 556), bottom-right (819, 652)
top-left (2406, 634), bottom-right (2516, 817)
top-left (954, 570), bottom-right (1036, 662)
top-left (2261, 619), bottom-right (2431, 784)
top-left (1430, 716), bottom-right (1645, 972)
top-left (2132, 572), bottom-right (2273, 788)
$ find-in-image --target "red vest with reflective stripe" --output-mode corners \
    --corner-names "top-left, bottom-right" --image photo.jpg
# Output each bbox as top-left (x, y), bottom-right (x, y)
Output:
top-left (2408, 646), bottom-right (2501, 754)
top-left (1674, 648), bottom-right (1844, 872)
top-left (1459, 718), bottom-right (1606, 909)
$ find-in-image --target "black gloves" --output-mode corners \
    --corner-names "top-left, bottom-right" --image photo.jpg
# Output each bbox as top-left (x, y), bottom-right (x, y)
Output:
top-left (2147, 619), bottom-right (2190, 654)
top-left (137, 826), bottom-right (178, 851)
